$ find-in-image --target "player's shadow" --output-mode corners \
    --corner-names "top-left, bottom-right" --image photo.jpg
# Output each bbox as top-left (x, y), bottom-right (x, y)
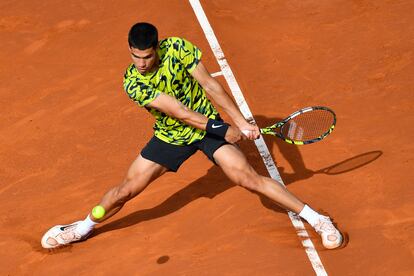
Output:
top-left (93, 165), bottom-right (237, 236)
top-left (244, 115), bottom-right (383, 185)
top-left (94, 115), bottom-right (383, 236)
top-left (239, 115), bottom-right (383, 211)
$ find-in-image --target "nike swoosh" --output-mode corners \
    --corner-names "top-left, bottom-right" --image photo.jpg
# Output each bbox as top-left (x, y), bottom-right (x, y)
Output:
top-left (60, 224), bottom-right (76, 231)
top-left (212, 124), bottom-right (223, 129)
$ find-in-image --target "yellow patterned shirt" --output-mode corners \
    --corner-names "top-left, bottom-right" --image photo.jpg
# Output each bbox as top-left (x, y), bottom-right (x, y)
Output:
top-left (123, 37), bottom-right (219, 145)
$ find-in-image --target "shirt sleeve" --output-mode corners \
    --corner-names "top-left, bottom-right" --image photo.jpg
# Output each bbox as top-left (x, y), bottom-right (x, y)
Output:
top-left (123, 71), bottom-right (161, 107)
top-left (173, 38), bottom-right (202, 74)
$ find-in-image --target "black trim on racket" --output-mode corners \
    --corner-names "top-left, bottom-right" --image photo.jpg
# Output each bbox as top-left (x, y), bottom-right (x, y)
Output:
top-left (258, 106), bottom-right (336, 145)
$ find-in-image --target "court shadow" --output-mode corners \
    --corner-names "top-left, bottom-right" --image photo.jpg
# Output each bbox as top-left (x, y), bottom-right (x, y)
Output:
top-left (313, 150), bottom-right (383, 175)
top-left (246, 115), bottom-right (383, 185)
top-left (93, 165), bottom-right (235, 236)
top-left (238, 115), bottom-right (312, 186)
top-left (239, 115), bottom-right (383, 214)
top-left (94, 116), bottom-right (383, 236)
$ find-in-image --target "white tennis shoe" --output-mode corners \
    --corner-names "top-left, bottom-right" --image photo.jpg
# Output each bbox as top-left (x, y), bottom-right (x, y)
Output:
top-left (41, 221), bottom-right (91, 249)
top-left (313, 215), bottom-right (343, 249)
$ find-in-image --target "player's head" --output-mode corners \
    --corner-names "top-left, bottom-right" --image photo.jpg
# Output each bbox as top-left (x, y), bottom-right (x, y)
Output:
top-left (128, 22), bottom-right (158, 50)
top-left (128, 22), bottom-right (159, 74)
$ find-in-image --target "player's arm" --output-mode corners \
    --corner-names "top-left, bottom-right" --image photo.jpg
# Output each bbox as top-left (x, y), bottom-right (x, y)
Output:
top-left (147, 93), bottom-right (242, 143)
top-left (147, 93), bottom-right (207, 129)
top-left (190, 62), bottom-right (259, 140)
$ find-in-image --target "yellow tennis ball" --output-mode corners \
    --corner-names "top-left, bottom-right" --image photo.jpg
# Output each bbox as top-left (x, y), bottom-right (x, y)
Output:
top-left (92, 205), bottom-right (106, 219)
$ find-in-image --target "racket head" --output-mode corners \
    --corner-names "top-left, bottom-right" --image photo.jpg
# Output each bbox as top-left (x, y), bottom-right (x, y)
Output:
top-left (261, 106), bottom-right (336, 145)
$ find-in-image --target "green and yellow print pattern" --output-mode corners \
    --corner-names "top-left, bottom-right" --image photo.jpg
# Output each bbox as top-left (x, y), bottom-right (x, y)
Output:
top-left (123, 37), bottom-right (219, 145)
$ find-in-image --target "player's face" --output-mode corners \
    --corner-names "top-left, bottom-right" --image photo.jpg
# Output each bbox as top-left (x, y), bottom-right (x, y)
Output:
top-left (129, 47), bottom-right (158, 74)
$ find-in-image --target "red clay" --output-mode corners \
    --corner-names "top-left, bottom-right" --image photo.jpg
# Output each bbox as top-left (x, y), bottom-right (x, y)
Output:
top-left (1, 0), bottom-right (413, 275)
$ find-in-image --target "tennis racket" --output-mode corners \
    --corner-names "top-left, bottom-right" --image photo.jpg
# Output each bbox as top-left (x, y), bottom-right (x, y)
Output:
top-left (243, 106), bottom-right (336, 145)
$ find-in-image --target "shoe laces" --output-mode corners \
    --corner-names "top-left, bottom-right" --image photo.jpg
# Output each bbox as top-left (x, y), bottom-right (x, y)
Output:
top-left (314, 216), bottom-right (336, 234)
top-left (58, 225), bottom-right (82, 242)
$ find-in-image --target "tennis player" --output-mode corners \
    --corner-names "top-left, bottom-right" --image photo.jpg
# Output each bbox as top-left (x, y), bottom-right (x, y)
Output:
top-left (41, 22), bottom-right (343, 249)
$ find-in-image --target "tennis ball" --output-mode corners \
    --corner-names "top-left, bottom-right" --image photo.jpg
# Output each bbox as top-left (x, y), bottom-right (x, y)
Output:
top-left (92, 205), bottom-right (106, 219)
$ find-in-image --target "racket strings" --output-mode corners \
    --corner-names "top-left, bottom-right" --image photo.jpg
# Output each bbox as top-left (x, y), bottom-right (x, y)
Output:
top-left (281, 110), bottom-right (334, 141)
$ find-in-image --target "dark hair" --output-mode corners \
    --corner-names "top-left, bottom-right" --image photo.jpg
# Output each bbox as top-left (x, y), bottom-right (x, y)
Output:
top-left (128, 22), bottom-right (158, 50)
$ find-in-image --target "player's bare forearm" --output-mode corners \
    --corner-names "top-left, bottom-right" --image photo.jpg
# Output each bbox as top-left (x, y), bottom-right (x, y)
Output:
top-left (176, 103), bottom-right (209, 129)
top-left (200, 79), bottom-right (260, 140)
top-left (147, 93), bottom-right (208, 130)
top-left (190, 62), bottom-right (259, 140)
top-left (204, 81), bottom-right (246, 127)
top-left (147, 93), bottom-right (247, 143)
top-left (191, 62), bottom-right (246, 127)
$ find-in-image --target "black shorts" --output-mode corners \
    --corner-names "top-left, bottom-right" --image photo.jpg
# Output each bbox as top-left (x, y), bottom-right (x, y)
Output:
top-left (141, 133), bottom-right (229, 172)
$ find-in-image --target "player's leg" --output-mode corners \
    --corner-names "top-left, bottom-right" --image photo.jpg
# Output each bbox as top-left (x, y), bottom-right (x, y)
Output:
top-left (41, 154), bottom-right (168, 249)
top-left (91, 154), bottom-right (169, 221)
top-left (214, 144), bottom-right (304, 213)
top-left (41, 136), bottom-right (198, 249)
top-left (213, 144), bottom-right (343, 249)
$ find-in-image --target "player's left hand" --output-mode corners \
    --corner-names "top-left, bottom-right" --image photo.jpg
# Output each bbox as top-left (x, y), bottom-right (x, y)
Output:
top-left (239, 123), bottom-right (260, 140)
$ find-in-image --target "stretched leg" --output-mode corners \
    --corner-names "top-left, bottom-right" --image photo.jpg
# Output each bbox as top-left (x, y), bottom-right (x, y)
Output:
top-left (41, 155), bottom-right (168, 248)
top-left (213, 144), bottom-right (304, 213)
top-left (213, 144), bottom-right (343, 249)
top-left (91, 154), bottom-right (169, 222)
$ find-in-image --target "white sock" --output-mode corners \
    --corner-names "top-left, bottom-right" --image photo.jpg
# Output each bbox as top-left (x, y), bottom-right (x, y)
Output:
top-left (299, 205), bottom-right (321, 227)
top-left (76, 215), bottom-right (98, 236)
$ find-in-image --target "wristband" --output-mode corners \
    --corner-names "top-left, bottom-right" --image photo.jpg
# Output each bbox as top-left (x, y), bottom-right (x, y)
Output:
top-left (206, 119), bottom-right (229, 138)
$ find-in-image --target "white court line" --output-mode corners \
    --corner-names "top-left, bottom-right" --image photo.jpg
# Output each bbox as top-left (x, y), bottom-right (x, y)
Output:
top-left (189, 1), bottom-right (328, 275)
top-left (211, 71), bottom-right (223, 77)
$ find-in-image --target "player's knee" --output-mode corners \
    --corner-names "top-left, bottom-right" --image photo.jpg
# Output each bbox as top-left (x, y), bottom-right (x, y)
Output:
top-left (238, 173), bottom-right (263, 191)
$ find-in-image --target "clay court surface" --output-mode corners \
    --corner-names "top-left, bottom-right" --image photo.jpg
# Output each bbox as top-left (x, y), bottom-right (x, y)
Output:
top-left (1, 0), bottom-right (413, 275)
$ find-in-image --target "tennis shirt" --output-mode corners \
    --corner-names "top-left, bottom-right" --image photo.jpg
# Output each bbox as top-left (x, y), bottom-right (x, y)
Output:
top-left (123, 37), bottom-right (219, 145)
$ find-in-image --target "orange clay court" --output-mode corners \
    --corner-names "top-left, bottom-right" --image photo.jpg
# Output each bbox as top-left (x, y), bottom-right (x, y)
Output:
top-left (1, 0), bottom-right (413, 275)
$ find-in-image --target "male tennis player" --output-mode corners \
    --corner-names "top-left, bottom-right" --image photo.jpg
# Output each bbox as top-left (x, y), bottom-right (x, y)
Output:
top-left (41, 22), bottom-right (343, 249)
